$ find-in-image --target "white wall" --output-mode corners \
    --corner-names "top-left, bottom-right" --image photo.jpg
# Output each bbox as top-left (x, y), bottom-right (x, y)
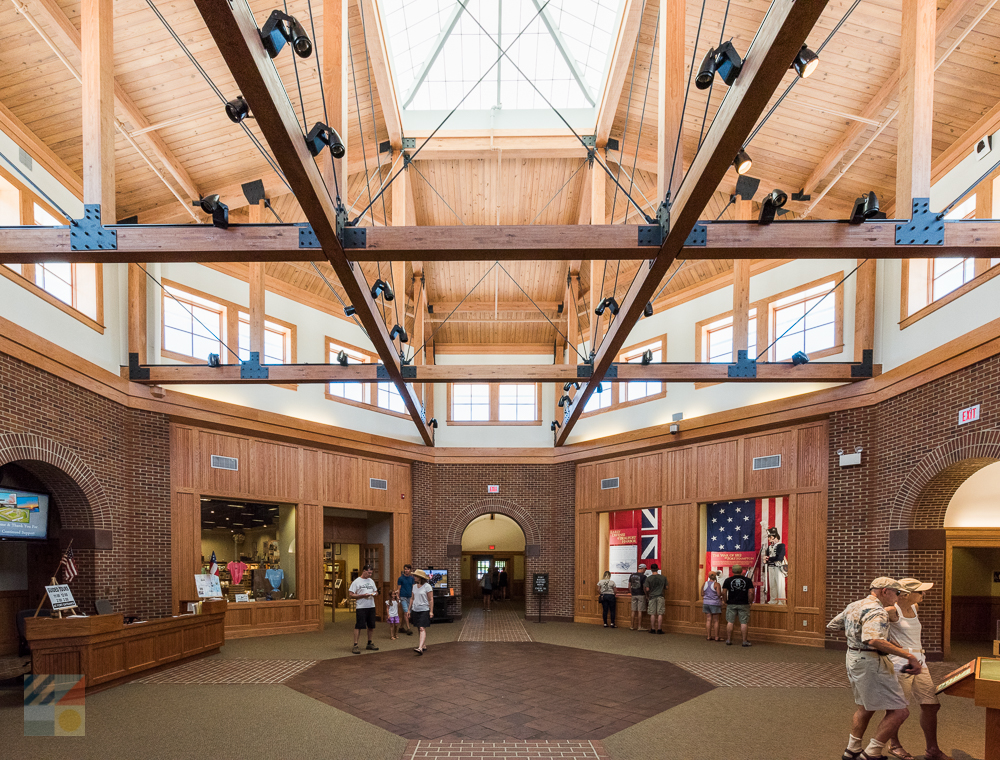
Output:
top-left (945, 462), bottom-right (1000, 528)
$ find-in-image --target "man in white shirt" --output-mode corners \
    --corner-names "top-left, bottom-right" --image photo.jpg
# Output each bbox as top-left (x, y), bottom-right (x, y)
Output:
top-left (349, 564), bottom-right (380, 654)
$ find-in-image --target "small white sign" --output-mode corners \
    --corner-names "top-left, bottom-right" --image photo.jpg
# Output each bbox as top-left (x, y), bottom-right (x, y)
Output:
top-left (194, 574), bottom-right (223, 598)
top-left (234, 593), bottom-right (250, 603)
top-left (958, 404), bottom-right (981, 425)
top-left (487, 485), bottom-right (499, 493)
top-left (45, 584), bottom-right (77, 611)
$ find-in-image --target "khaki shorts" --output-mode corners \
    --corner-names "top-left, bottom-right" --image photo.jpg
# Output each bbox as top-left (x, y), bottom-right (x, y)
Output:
top-left (899, 667), bottom-right (939, 705)
top-left (648, 596), bottom-right (665, 616)
top-left (725, 604), bottom-right (751, 625)
top-left (631, 596), bottom-right (646, 612)
top-left (847, 652), bottom-right (908, 711)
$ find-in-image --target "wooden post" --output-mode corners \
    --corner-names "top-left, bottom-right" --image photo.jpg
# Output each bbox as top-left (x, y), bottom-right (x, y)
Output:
top-left (657, 0), bottom-right (685, 203)
top-left (412, 261), bottom-right (425, 405)
top-left (732, 200), bottom-right (753, 361)
top-left (322, 0), bottom-right (347, 198)
top-left (896, 0), bottom-right (935, 216)
top-left (590, 164), bottom-right (606, 349)
top-left (81, 0), bottom-right (115, 218)
top-left (128, 263), bottom-right (147, 364)
top-left (975, 171), bottom-right (998, 275)
top-left (249, 200), bottom-right (266, 358)
top-left (854, 259), bottom-right (876, 362)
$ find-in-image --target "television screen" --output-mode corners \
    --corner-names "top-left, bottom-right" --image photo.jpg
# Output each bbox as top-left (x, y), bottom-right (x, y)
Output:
top-left (0, 488), bottom-right (49, 540)
top-left (424, 569), bottom-right (448, 589)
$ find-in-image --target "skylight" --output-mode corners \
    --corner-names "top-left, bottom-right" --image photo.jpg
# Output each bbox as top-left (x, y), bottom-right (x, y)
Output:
top-left (379, 0), bottom-right (622, 127)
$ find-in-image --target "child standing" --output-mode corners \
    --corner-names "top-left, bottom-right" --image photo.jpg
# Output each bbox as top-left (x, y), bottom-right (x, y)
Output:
top-left (385, 591), bottom-right (401, 640)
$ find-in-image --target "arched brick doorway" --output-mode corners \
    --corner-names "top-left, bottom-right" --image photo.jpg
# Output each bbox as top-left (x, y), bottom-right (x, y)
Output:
top-left (0, 433), bottom-right (114, 612)
top-left (445, 497), bottom-right (541, 618)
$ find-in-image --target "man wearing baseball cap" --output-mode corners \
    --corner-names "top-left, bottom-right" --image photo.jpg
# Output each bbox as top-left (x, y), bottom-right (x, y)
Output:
top-left (828, 577), bottom-right (923, 760)
top-left (628, 564), bottom-right (648, 631)
top-left (884, 578), bottom-right (951, 760)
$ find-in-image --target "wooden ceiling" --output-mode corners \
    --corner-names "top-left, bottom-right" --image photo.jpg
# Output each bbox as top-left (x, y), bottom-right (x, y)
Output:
top-left (4, 0), bottom-right (1000, 349)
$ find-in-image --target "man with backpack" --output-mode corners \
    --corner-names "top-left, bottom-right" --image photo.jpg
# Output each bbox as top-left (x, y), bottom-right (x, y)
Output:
top-left (628, 563), bottom-right (649, 630)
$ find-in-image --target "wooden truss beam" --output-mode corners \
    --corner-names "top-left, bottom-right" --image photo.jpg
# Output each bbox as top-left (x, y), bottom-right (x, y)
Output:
top-left (128, 360), bottom-right (878, 386)
top-left (556, 0), bottom-right (830, 446)
top-left (194, 0), bottom-right (432, 445)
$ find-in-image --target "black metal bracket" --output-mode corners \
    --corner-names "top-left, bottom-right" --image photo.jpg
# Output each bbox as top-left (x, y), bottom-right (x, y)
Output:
top-left (728, 349), bottom-right (757, 378)
top-left (70, 204), bottom-right (117, 251)
top-left (895, 198), bottom-right (943, 245)
top-left (851, 348), bottom-right (874, 378)
top-left (376, 365), bottom-right (390, 380)
top-left (606, 137), bottom-right (619, 152)
top-left (240, 352), bottom-right (269, 380)
top-left (402, 152), bottom-right (413, 168)
top-left (791, 189), bottom-right (811, 202)
top-left (581, 135), bottom-right (596, 148)
top-left (128, 352), bottom-right (149, 381)
top-left (576, 364), bottom-right (617, 379)
top-left (379, 140), bottom-right (392, 153)
top-left (685, 223), bottom-right (707, 247)
top-left (402, 365), bottom-right (418, 380)
top-left (637, 225), bottom-right (661, 246)
top-left (342, 226), bottom-right (366, 249)
top-left (298, 223), bottom-right (320, 248)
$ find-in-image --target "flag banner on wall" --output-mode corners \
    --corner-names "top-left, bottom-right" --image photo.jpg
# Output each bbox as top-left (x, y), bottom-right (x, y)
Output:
top-left (705, 497), bottom-right (788, 604)
top-left (609, 508), bottom-right (661, 589)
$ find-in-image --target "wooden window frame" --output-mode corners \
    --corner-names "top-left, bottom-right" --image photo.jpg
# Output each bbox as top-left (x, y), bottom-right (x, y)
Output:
top-left (447, 382), bottom-right (543, 426)
top-left (237, 310), bottom-right (297, 365)
top-left (0, 165), bottom-right (104, 332)
top-left (324, 336), bottom-right (414, 419)
top-left (900, 258), bottom-right (1000, 329)
top-left (580, 334), bottom-right (667, 418)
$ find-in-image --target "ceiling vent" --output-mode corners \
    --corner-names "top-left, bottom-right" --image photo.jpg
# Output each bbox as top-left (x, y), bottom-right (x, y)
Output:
top-left (752, 454), bottom-right (781, 471)
top-left (369, 478), bottom-right (388, 491)
top-left (600, 477), bottom-right (620, 490)
top-left (210, 455), bottom-right (238, 471)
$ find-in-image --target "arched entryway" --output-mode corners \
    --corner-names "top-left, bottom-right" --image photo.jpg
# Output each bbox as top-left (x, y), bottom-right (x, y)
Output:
top-left (461, 513), bottom-right (527, 603)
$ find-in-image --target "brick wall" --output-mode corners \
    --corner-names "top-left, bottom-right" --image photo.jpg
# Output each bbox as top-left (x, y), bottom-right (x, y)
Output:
top-left (0, 351), bottom-right (171, 618)
top-left (827, 353), bottom-right (1000, 656)
top-left (411, 463), bottom-right (576, 620)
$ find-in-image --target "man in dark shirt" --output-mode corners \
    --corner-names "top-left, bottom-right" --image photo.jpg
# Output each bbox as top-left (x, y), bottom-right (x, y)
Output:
top-left (722, 564), bottom-right (753, 647)
top-left (628, 563), bottom-right (648, 630)
top-left (396, 564), bottom-right (415, 636)
top-left (644, 564), bottom-right (668, 634)
top-left (498, 567), bottom-right (509, 600)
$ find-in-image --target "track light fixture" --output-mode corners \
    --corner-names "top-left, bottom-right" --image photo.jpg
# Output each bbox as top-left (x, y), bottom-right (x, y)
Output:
top-left (641, 349), bottom-right (653, 366)
top-left (696, 41), bottom-right (743, 90)
top-left (259, 10), bottom-right (312, 59)
top-left (594, 296), bottom-right (620, 317)
top-left (208, 353), bottom-right (220, 368)
top-left (389, 324), bottom-right (409, 343)
top-left (193, 194), bottom-right (229, 230)
top-left (791, 45), bottom-right (819, 79)
top-left (305, 122), bottom-right (346, 159)
top-left (758, 189), bottom-right (788, 226)
top-left (551, 420), bottom-right (561, 432)
top-left (225, 95), bottom-right (250, 124)
top-left (791, 351), bottom-right (810, 366)
top-left (849, 191), bottom-right (881, 225)
top-left (370, 279), bottom-right (394, 301)
top-left (558, 394), bottom-right (572, 408)
top-left (643, 302), bottom-right (653, 318)
top-left (563, 381), bottom-right (581, 391)
top-left (429, 418), bottom-right (438, 429)
top-left (344, 305), bottom-right (356, 317)
top-left (596, 382), bottom-right (604, 394)
top-left (733, 150), bottom-right (753, 176)
top-left (336, 350), bottom-right (348, 366)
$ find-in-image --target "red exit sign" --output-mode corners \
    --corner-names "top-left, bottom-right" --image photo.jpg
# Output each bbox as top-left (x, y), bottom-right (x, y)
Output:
top-left (959, 404), bottom-right (981, 425)
top-left (487, 485), bottom-right (499, 493)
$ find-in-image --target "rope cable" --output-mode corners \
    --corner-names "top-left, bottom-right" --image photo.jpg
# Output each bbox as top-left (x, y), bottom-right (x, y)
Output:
top-left (530, 159), bottom-right (589, 225)
top-left (357, 0), bottom-right (390, 227)
top-left (410, 162), bottom-right (465, 225)
top-left (609, 0), bottom-right (646, 223)
top-left (410, 262), bottom-right (500, 362)
top-left (283, 0), bottom-right (308, 131)
top-left (621, 5), bottom-right (659, 221)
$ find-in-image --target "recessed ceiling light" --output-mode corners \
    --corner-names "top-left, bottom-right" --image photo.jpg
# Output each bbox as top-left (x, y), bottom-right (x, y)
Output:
top-left (210, 510), bottom-right (214, 514)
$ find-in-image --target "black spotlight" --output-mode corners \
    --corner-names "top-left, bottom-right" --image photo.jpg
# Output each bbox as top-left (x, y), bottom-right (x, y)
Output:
top-left (696, 41), bottom-right (743, 90)
top-left (643, 301), bottom-right (653, 318)
top-left (596, 382), bottom-right (604, 394)
top-left (193, 194), bottom-right (229, 230)
top-left (344, 305), bottom-right (356, 317)
top-left (305, 122), bottom-right (346, 159)
top-left (208, 353), bottom-right (221, 367)
top-left (733, 150), bottom-right (753, 176)
top-left (225, 95), bottom-right (250, 124)
top-left (429, 418), bottom-right (439, 429)
top-left (594, 296), bottom-right (620, 317)
top-left (260, 10), bottom-right (312, 59)
top-left (550, 420), bottom-right (561, 432)
top-left (558, 394), bottom-right (572, 408)
top-left (849, 191), bottom-right (881, 225)
top-left (563, 381), bottom-right (581, 391)
top-left (370, 279), bottom-right (394, 301)
top-left (336, 350), bottom-right (348, 366)
top-left (791, 351), bottom-right (809, 366)
top-left (389, 324), bottom-right (409, 343)
top-left (758, 189), bottom-right (788, 225)
top-left (791, 45), bottom-right (819, 79)
top-left (641, 349), bottom-right (653, 366)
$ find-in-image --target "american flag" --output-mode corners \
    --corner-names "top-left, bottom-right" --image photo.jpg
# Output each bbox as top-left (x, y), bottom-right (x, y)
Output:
top-left (704, 497), bottom-right (788, 602)
top-left (58, 547), bottom-right (78, 583)
top-left (209, 551), bottom-right (218, 576)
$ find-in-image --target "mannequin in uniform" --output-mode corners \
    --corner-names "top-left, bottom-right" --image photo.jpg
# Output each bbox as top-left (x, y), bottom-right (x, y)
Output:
top-left (764, 527), bottom-right (787, 605)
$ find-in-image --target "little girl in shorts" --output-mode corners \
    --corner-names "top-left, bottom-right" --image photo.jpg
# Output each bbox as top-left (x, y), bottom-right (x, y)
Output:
top-left (386, 591), bottom-right (401, 640)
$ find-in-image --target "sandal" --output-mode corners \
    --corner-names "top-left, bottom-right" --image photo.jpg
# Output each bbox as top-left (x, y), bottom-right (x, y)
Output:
top-left (923, 752), bottom-right (952, 760)
top-left (886, 748), bottom-right (913, 760)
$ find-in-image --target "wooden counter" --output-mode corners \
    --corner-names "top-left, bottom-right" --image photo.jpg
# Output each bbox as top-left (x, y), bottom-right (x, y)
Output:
top-left (24, 600), bottom-right (227, 692)
top-left (940, 657), bottom-right (1000, 760)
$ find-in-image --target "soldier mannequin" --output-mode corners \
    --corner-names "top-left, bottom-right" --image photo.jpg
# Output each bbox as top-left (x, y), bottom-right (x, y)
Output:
top-left (764, 527), bottom-right (787, 604)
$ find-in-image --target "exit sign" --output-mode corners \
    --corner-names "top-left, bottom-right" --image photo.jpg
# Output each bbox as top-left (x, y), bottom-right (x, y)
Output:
top-left (487, 485), bottom-right (499, 493)
top-left (959, 404), bottom-right (981, 425)
top-left (489, 545), bottom-right (495, 550)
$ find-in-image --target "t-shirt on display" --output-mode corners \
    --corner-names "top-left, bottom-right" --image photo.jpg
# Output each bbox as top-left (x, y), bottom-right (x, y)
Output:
top-left (723, 575), bottom-right (753, 605)
top-left (265, 568), bottom-right (284, 591)
top-left (350, 577), bottom-right (379, 609)
top-left (411, 582), bottom-right (433, 612)
top-left (227, 561), bottom-right (247, 586)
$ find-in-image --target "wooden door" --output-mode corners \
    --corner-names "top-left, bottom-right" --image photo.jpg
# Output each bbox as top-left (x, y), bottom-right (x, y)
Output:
top-left (334, 559), bottom-right (347, 606)
top-left (470, 555), bottom-right (494, 598)
top-left (361, 543), bottom-right (384, 618)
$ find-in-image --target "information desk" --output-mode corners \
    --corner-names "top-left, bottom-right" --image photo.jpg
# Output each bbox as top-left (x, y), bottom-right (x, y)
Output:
top-left (939, 656), bottom-right (1000, 760)
top-left (24, 600), bottom-right (227, 693)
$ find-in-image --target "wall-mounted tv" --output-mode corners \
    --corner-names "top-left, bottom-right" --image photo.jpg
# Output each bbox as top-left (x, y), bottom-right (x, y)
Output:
top-left (424, 569), bottom-right (448, 589)
top-left (0, 488), bottom-right (49, 540)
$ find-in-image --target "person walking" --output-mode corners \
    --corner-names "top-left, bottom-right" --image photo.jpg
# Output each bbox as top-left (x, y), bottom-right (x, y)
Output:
top-left (884, 578), bottom-right (951, 760)
top-left (491, 567), bottom-right (500, 602)
top-left (703, 571), bottom-right (723, 641)
top-left (644, 564), bottom-right (667, 634)
top-left (410, 569), bottom-right (434, 655)
top-left (498, 566), bottom-right (509, 601)
top-left (481, 568), bottom-right (493, 611)
top-left (628, 563), bottom-right (648, 630)
top-left (349, 564), bottom-right (380, 654)
top-left (827, 577), bottom-right (922, 760)
top-left (385, 590), bottom-right (401, 640)
top-left (722, 564), bottom-right (753, 647)
top-left (395, 564), bottom-right (415, 636)
top-left (597, 570), bottom-right (618, 628)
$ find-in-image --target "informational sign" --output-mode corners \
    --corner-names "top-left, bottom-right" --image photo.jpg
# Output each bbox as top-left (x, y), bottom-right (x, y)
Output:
top-left (194, 574), bottom-right (222, 598)
top-left (958, 404), bottom-right (981, 425)
top-left (45, 584), bottom-right (77, 611)
top-left (609, 544), bottom-right (638, 574)
top-left (487, 485), bottom-right (499, 493)
top-left (234, 593), bottom-right (250, 603)
top-left (532, 573), bottom-right (549, 595)
top-left (935, 659), bottom-right (977, 694)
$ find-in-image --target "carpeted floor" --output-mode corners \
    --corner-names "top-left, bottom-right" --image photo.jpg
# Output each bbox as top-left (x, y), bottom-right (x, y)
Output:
top-left (0, 604), bottom-right (991, 760)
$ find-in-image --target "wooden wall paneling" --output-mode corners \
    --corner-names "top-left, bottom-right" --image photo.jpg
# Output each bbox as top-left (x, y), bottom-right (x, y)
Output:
top-left (170, 425), bottom-right (195, 491)
top-left (330, 453), bottom-right (360, 505)
top-left (751, 607), bottom-right (790, 632)
top-left (394, 463), bottom-right (411, 513)
top-left (0, 590), bottom-right (29, 656)
top-left (392, 510), bottom-right (412, 574)
top-left (796, 422), bottom-right (828, 490)
top-left (249, 440), bottom-right (301, 501)
top-left (575, 510), bottom-right (600, 620)
top-left (198, 431), bottom-right (249, 495)
top-left (361, 458), bottom-right (395, 509)
top-left (301, 448), bottom-right (320, 502)
top-left (576, 464), bottom-right (596, 511)
top-left (662, 502), bottom-right (698, 625)
top-left (628, 452), bottom-right (663, 506)
top-left (790, 490), bottom-right (827, 622)
top-left (663, 447), bottom-right (692, 502)
top-left (296, 503), bottom-right (322, 608)
top-left (171, 491), bottom-right (200, 614)
top-left (744, 430), bottom-right (796, 494)
top-left (695, 441), bottom-right (739, 499)
top-left (595, 458), bottom-right (628, 509)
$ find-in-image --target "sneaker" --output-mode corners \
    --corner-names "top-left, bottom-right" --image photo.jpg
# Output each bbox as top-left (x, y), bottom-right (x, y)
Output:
top-left (405, 629), bottom-right (413, 635)
top-left (656, 629), bottom-right (664, 634)
top-left (352, 644), bottom-right (361, 654)
top-left (742, 641), bottom-right (752, 647)
top-left (649, 628), bottom-right (656, 634)
top-left (603, 624), bottom-right (608, 627)
top-left (725, 640), bottom-right (732, 646)
top-left (366, 642), bottom-right (379, 651)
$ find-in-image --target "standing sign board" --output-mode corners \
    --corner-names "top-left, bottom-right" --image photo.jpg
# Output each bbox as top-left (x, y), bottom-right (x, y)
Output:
top-left (532, 573), bottom-right (548, 623)
top-left (194, 574), bottom-right (223, 598)
top-left (45, 584), bottom-right (77, 611)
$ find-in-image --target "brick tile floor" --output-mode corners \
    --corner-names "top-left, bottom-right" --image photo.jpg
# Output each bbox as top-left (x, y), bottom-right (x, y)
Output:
top-left (403, 739), bottom-right (610, 759)
top-left (285, 641), bottom-right (713, 741)
top-left (137, 658), bottom-right (318, 684)
top-left (674, 659), bottom-right (965, 688)
top-left (458, 601), bottom-right (533, 642)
